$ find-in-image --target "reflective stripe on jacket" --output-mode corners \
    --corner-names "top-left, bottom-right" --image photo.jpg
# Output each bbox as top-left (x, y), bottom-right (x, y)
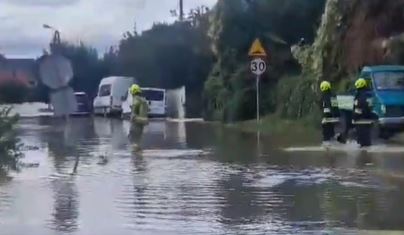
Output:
top-left (321, 92), bottom-right (340, 121)
top-left (352, 90), bottom-right (373, 124)
top-left (322, 117), bottom-right (340, 124)
top-left (352, 120), bottom-right (373, 125)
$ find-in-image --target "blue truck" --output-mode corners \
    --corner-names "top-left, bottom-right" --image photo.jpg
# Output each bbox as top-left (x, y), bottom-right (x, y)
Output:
top-left (337, 65), bottom-right (404, 139)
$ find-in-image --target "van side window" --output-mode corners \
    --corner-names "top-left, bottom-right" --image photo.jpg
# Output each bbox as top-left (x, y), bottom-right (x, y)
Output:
top-left (99, 84), bottom-right (111, 96)
top-left (142, 90), bottom-right (164, 101)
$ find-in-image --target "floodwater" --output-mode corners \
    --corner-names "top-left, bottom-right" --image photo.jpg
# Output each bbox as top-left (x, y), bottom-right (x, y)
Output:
top-left (2, 117), bottom-right (404, 234)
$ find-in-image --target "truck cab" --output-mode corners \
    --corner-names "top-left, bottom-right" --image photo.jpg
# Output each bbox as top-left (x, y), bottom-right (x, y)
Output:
top-left (367, 66), bottom-right (404, 130)
top-left (338, 65), bottom-right (404, 138)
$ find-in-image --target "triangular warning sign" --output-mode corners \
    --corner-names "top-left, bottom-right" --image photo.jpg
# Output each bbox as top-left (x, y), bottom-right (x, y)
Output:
top-left (248, 39), bottom-right (267, 57)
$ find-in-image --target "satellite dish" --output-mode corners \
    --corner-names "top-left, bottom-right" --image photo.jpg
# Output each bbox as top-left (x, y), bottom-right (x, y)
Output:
top-left (39, 54), bottom-right (76, 117)
top-left (39, 54), bottom-right (73, 89)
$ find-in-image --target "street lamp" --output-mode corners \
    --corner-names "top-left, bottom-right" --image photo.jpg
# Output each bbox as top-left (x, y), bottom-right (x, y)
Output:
top-left (43, 24), bottom-right (53, 30)
top-left (43, 23), bottom-right (61, 53)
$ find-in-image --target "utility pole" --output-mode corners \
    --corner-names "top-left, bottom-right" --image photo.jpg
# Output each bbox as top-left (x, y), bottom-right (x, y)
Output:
top-left (179, 0), bottom-right (184, 21)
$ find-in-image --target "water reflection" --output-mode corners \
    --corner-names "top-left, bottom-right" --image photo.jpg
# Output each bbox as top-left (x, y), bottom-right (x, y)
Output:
top-left (49, 176), bottom-right (79, 232)
top-left (45, 118), bottom-right (97, 232)
top-left (217, 170), bottom-right (267, 226)
top-left (94, 117), bottom-right (128, 151)
top-left (3, 118), bottom-right (404, 234)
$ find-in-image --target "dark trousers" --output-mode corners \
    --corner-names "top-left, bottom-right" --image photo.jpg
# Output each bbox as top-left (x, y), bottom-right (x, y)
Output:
top-left (355, 124), bottom-right (372, 147)
top-left (322, 123), bottom-right (335, 141)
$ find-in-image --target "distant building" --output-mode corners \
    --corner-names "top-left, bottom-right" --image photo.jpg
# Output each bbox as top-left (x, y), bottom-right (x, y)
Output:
top-left (0, 57), bottom-right (37, 87)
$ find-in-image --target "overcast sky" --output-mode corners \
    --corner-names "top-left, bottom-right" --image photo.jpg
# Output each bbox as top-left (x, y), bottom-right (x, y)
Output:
top-left (0, 0), bottom-right (217, 58)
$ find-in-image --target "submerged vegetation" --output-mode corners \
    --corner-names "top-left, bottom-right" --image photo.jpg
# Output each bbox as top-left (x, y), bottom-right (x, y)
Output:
top-left (0, 107), bottom-right (21, 172)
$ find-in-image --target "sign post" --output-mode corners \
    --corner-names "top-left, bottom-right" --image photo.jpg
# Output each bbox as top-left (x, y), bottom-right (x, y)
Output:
top-left (250, 58), bottom-right (266, 122)
top-left (248, 39), bottom-right (267, 123)
top-left (249, 39), bottom-right (267, 156)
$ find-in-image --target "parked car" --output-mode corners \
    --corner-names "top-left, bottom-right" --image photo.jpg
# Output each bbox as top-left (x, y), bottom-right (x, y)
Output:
top-left (121, 87), bottom-right (167, 119)
top-left (93, 76), bottom-right (136, 116)
top-left (71, 92), bottom-right (91, 116)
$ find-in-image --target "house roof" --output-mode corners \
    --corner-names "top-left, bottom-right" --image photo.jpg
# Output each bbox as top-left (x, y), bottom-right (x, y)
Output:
top-left (0, 58), bottom-right (36, 70)
top-left (0, 58), bottom-right (37, 85)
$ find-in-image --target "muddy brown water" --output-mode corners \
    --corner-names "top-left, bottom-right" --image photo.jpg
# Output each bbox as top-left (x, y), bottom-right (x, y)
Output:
top-left (1, 117), bottom-right (404, 234)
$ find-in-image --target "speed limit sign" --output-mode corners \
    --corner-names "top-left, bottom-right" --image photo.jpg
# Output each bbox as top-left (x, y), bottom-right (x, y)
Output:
top-left (250, 58), bottom-right (267, 76)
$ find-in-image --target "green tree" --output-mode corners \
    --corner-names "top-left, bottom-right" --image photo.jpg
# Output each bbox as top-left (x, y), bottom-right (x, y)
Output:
top-left (56, 42), bottom-right (106, 98)
top-left (116, 9), bottom-right (214, 117)
top-left (204, 0), bottom-right (326, 121)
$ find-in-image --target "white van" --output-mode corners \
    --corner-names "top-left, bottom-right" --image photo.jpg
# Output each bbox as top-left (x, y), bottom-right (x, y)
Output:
top-left (121, 87), bottom-right (167, 118)
top-left (93, 76), bottom-right (135, 116)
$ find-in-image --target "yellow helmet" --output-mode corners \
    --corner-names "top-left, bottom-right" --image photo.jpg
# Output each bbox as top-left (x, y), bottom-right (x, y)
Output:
top-left (355, 78), bottom-right (367, 89)
top-left (320, 81), bottom-right (331, 92)
top-left (130, 84), bottom-right (141, 95)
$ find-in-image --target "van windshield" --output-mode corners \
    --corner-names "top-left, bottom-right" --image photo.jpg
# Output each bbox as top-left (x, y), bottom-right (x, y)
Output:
top-left (75, 94), bottom-right (88, 103)
top-left (99, 84), bottom-right (111, 96)
top-left (142, 90), bottom-right (164, 101)
top-left (374, 71), bottom-right (404, 90)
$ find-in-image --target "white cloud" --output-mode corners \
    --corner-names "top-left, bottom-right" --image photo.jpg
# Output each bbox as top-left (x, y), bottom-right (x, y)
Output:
top-left (0, 0), bottom-right (218, 58)
top-left (2, 0), bottom-right (80, 7)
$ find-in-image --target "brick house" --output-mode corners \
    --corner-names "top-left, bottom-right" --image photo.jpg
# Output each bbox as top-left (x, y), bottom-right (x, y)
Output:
top-left (0, 56), bottom-right (37, 87)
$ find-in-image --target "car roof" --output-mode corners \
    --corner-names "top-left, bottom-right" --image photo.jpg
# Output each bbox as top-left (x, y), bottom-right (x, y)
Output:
top-left (141, 87), bottom-right (165, 92)
top-left (363, 65), bottom-right (404, 73)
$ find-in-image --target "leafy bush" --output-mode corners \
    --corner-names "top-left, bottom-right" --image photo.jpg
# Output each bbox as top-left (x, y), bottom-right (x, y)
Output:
top-left (0, 81), bottom-right (29, 104)
top-left (203, 70), bottom-right (227, 121)
top-left (0, 107), bottom-right (21, 172)
top-left (204, 0), bottom-right (326, 122)
top-left (276, 75), bottom-right (320, 122)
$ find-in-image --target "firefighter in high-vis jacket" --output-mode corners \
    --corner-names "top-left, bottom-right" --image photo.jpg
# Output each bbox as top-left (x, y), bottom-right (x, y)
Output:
top-left (320, 81), bottom-right (340, 143)
top-left (352, 78), bottom-right (374, 147)
top-left (128, 84), bottom-right (149, 153)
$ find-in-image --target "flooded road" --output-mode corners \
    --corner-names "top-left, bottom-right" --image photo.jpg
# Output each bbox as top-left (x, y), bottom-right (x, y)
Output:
top-left (2, 117), bottom-right (404, 234)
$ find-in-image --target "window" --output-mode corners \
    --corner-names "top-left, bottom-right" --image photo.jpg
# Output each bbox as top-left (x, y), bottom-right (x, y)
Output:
top-left (142, 90), bottom-right (164, 101)
top-left (374, 71), bottom-right (404, 90)
top-left (98, 84), bottom-right (111, 96)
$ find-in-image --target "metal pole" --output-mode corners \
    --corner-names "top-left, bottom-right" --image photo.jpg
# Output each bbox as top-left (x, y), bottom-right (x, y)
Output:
top-left (256, 75), bottom-right (261, 157)
top-left (256, 75), bottom-right (260, 123)
top-left (179, 0), bottom-right (184, 21)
